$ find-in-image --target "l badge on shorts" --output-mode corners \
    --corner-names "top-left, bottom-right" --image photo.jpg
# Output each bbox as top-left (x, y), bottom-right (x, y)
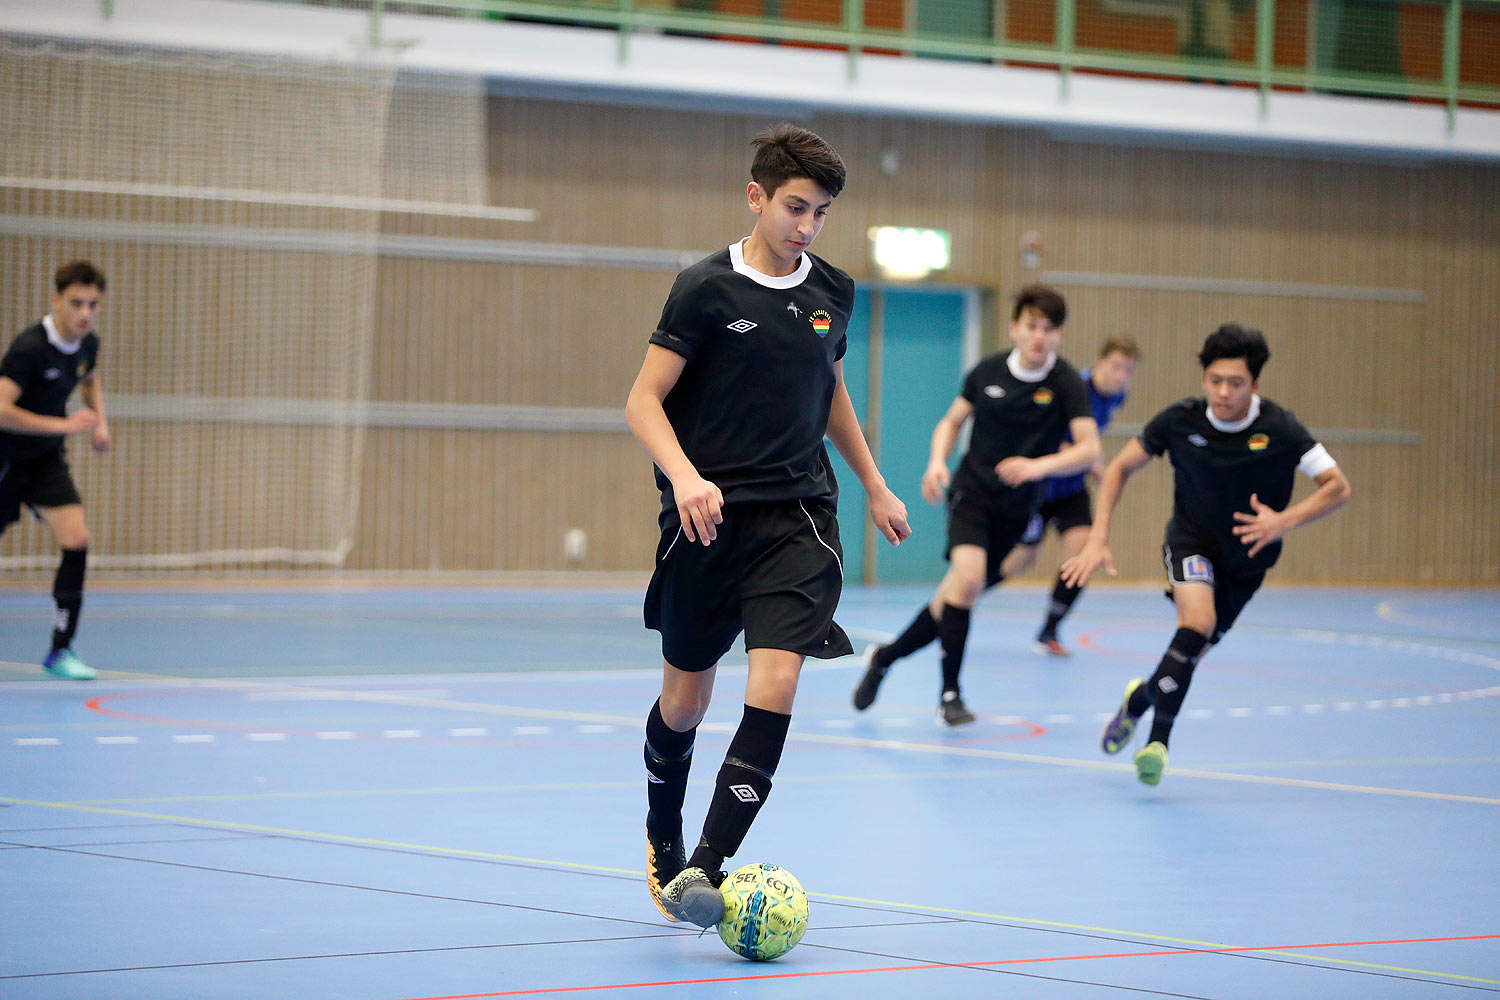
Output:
top-left (1182, 555), bottom-right (1214, 583)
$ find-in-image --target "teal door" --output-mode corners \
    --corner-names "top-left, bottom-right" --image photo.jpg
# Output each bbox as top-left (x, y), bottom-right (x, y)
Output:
top-left (831, 286), bottom-right (971, 584)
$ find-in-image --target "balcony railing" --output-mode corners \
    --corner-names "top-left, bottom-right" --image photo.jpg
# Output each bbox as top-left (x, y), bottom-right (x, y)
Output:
top-left (278, 0), bottom-right (1499, 126)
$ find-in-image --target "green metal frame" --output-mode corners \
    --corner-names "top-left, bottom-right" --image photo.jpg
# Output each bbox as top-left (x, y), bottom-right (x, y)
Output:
top-left (266, 0), bottom-right (1499, 126)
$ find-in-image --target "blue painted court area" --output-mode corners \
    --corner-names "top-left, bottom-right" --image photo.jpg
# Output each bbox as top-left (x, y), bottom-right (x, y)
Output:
top-left (2, 583), bottom-right (1497, 998)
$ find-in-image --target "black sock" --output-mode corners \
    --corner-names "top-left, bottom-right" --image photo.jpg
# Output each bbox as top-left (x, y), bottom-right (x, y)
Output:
top-left (1039, 573), bottom-right (1081, 639)
top-left (938, 604), bottom-right (972, 695)
top-left (644, 699), bottom-right (695, 839)
top-left (1145, 627), bottom-right (1210, 748)
top-left (51, 547), bottom-right (87, 653)
top-left (877, 606), bottom-right (940, 667)
top-left (689, 704), bottom-right (790, 873)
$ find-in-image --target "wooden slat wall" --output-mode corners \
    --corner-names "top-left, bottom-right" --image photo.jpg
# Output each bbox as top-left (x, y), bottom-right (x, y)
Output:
top-left (5, 90), bottom-right (1496, 582)
top-left (347, 99), bottom-right (1497, 582)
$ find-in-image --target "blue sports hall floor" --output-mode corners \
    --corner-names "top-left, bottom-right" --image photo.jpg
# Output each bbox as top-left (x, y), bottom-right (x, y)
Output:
top-left (2, 581), bottom-right (1497, 999)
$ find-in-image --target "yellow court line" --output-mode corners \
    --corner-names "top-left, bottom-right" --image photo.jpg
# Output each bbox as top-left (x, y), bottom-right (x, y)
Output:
top-left (6, 795), bottom-right (1492, 987)
top-left (777, 729), bottom-right (1500, 806)
top-left (0, 796), bottom-right (641, 877)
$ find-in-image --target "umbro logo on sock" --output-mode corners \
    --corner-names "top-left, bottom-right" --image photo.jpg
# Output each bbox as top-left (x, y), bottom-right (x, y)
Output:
top-left (729, 783), bottom-right (761, 803)
top-left (1158, 677), bottom-right (1179, 693)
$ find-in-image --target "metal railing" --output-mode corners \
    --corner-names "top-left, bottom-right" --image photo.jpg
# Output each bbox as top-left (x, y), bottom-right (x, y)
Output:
top-left (274, 0), bottom-right (1498, 128)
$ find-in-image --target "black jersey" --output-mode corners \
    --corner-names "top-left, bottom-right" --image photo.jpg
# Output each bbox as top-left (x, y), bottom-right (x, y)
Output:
top-left (648, 241), bottom-right (854, 515)
top-left (1139, 395), bottom-right (1335, 571)
top-left (953, 351), bottom-right (1091, 515)
top-left (0, 320), bottom-right (100, 459)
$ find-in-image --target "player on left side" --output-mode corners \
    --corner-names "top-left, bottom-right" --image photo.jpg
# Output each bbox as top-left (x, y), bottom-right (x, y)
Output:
top-left (0, 261), bottom-right (112, 680)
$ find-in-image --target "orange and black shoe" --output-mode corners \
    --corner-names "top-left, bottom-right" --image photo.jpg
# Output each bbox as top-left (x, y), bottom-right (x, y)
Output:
top-left (646, 825), bottom-right (687, 921)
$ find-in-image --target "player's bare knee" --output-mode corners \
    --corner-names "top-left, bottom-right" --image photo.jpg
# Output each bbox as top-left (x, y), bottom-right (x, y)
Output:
top-left (1179, 612), bottom-right (1215, 638)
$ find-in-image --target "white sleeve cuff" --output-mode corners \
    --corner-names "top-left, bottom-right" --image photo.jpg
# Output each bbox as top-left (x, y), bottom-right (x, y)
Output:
top-left (1298, 443), bottom-right (1337, 478)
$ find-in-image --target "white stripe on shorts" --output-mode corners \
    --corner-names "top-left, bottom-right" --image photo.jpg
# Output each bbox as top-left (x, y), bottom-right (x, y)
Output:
top-left (799, 500), bottom-right (843, 580)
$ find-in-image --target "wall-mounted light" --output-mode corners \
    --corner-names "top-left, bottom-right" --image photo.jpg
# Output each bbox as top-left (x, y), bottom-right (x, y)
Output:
top-left (869, 226), bottom-right (950, 280)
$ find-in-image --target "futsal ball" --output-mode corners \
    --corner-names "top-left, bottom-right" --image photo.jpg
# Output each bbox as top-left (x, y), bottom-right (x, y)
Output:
top-left (716, 863), bottom-right (809, 961)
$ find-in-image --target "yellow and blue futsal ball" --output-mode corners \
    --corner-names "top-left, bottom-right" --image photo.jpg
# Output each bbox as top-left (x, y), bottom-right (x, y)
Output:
top-left (716, 863), bottom-right (809, 961)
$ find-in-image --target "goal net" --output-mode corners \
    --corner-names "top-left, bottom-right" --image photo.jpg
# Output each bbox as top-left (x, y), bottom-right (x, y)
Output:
top-left (0, 37), bottom-right (488, 575)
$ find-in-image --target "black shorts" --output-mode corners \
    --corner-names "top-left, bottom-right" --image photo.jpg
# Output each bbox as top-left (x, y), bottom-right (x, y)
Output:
top-left (0, 450), bottom-right (83, 533)
top-left (1161, 523), bottom-right (1266, 644)
top-left (644, 498), bottom-right (852, 672)
top-left (1019, 488), bottom-right (1093, 545)
top-left (945, 487), bottom-right (1032, 587)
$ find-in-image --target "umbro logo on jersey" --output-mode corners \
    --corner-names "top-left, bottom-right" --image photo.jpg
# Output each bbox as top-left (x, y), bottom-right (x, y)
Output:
top-left (786, 302), bottom-right (801, 317)
top-left (1188, 434), bottom-right (1207, 447)
top-left (983, 385), bottom-right (1005, 398)
top-left (43, 368), bottom-right (61, 380)
top-left (729, 783), bottom-right (761, 803)
top-left (726, 319), bottom-right (757, 333)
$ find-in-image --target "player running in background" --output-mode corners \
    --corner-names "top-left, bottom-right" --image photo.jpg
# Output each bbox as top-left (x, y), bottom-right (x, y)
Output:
top-left (853, 285), bottom-right (1099, 725)
top-left (0, 261), bottom-right (112, 680)
top-left (1062, 323), bottom-right (1350, 786)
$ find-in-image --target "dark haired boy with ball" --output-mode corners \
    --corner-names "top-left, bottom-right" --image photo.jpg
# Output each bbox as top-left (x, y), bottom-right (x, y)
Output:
top-left (625, 124), bottom-right (911, 928)
top-left (1062, 324), bottom-right (1351, 786)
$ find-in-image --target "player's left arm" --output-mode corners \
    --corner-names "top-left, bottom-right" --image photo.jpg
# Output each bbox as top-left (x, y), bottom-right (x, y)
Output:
top-left (997, 416), bottom-right (1101, 487)
top-left (77, 371), bottom-right (110, 453)
top-left (1232, 459), bottom-right (1351, 557)
top-left (826, 361), bottom-right (911, 546)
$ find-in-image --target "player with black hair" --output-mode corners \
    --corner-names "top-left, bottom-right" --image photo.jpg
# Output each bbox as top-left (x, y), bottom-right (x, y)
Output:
top-left (1, 260), bottom-right (112, 680)
top-left (853, 285), bottom-right (1100, 725)
top-left (626, 123), bottom-right (910, 928)
top-left (1062, 323), bottom-right (1351, 785)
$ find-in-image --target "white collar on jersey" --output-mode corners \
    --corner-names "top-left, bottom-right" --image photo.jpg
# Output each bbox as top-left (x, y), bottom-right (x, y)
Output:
top-left (42, 314), bottom-right (84, 356)
top-left (729, 238), bottom-right (812, 289)
top-left (1206, 393), bottom-right (1262, 433)
top-left (1006, 348), bottom-right (1057, 383)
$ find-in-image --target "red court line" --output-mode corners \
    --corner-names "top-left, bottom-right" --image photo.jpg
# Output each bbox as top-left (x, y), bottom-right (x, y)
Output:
top-left (395, 932), bottom-right (1500, 999)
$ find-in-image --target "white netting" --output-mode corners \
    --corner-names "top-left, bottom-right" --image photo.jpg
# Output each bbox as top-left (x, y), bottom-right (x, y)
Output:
top-left (0, 39), bottom-right (486, 573)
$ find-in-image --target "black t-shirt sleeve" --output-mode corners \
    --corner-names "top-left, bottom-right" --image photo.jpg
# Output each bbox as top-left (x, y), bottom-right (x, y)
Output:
top-left (960, 365), bottom-right (981, 405)
top-left (648, 272), bottom-right (708, 362)
top-left (1058, 368), bottom-right (1090, 422)
top-left (0, 337), bottom-right (38, 388)
top-left (1280, 408), bottom-right (1319, 457)
top-left (1139, 405), bottom-right (1176, 457)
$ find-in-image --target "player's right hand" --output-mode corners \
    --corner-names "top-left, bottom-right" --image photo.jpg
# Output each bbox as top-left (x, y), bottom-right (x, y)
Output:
top-left (63, 408), bottom-right (100, 436)
top-left (1060, 537), bottom-right (1114, 588)
top-left (673, 473), bottom-right (724, 546)
top-left (920, 464), bottom-right (950, 505)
